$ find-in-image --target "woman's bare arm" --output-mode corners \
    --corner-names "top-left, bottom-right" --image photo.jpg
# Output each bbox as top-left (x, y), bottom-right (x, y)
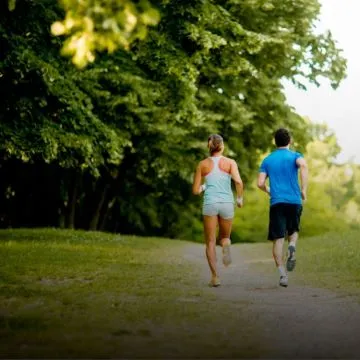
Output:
top-left (230, 160), bottom-right (244, 206)
top-left (192, 162), bottom-right (204, 195)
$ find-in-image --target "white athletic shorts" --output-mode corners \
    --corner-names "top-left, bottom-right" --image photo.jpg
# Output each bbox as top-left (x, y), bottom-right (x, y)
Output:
top-left (202, 202), bottom-right (234, 219)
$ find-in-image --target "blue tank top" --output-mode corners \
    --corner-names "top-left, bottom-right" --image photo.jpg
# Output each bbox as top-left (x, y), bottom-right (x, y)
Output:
top-left (203, 156), bottom-right (234, 205)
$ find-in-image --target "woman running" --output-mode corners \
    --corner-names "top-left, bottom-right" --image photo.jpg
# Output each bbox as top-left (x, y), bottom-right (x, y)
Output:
top-left (192, 134), bottom-right (244, 287)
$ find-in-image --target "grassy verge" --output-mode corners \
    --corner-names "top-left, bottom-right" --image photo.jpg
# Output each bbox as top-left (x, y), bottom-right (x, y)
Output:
top-left (0, 228), bottom-right (260, 359)
top-left (295, 230), bottom-right (360, 294)
top-left (240, 229), bottom-right (360, 297)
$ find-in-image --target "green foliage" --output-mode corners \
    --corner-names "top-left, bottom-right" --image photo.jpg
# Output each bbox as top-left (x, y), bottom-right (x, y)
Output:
top-left (52, 0), bottom-right (160, 68)
top-left (232, 186), bottom-right (269, 243)
top-left (0, 0), bottom-right (348, 238)
top-left (8, 0), bottom-right (16, 11)
top-left (304, 126), bottom-right (360, 232)
top-left (0, 1), bottom-right (128, 176)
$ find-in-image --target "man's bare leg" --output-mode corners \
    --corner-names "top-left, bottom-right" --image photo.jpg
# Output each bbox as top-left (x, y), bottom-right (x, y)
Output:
top-left (273, 238), bottom-right (288, 287)
top-left (288, 231), bottom-right (298, 247)
top-left (287, 232), bottom-right (298, 271)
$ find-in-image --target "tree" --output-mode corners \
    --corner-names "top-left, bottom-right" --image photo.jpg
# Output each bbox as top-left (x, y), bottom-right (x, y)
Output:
top-left (0, 0), bottom-right (347, 238)
top-left (1, 0), bottom-right (129, 228)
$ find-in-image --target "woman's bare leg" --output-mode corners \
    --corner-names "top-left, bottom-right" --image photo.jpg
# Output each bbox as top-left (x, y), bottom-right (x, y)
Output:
top-left (203, 215), bottom-right (219, 280)
top-left (219, 216), bottom-right (233, 266)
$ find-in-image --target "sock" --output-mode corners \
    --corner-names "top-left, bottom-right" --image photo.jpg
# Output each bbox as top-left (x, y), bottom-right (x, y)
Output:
top-left (288, 242), bottom-right (296, 250)
top-left (278, 265), bottom-right (287, 277)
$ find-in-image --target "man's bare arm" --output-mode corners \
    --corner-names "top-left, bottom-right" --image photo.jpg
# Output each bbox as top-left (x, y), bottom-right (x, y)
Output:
top-left (257, 172), bottom-right (270, 195)
top-left (296, 157), bottom-right (308, 200)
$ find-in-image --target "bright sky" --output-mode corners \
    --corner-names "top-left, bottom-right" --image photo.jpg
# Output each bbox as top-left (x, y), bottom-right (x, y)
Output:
top-left (283, 0), bottom-right (360, 164)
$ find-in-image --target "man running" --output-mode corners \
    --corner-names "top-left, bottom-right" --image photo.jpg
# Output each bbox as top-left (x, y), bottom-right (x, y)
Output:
top-left (257, 128), bottom-right (308, 287)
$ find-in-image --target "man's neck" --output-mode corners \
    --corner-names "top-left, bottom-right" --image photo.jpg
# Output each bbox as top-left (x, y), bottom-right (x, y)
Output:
top-left (277, 145), bottom-right (290, 150)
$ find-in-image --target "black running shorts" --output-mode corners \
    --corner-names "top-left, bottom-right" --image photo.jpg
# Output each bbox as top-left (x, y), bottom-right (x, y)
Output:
top-left (268, 203), bottom-right (303, 241)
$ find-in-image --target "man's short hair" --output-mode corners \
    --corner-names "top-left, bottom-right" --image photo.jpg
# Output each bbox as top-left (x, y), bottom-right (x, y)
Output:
top-left (274, 128), bottom-right (291, 147)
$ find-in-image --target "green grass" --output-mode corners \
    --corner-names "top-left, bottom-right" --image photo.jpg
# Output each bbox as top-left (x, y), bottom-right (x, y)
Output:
top-left (240, 229), bottom-right (360, 297)
top-left (295, 230), bottom-right (360, 293)
top-left (3, 227), bottom-right (359, 358)
top-left (0, 228), bottom-right (260, 359)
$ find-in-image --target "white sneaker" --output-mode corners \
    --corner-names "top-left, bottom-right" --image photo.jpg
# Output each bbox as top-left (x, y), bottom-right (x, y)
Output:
top-left (279, 275), bottom-right (288, 287)
top-left (222, 244), bottom-right (232, 267)
top-left (209, 276), bottom-right (221, 287)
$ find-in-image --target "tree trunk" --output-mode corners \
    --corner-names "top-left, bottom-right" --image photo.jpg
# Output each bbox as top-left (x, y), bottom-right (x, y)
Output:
top-left (89, 184), bottom-right (109, 231)
top-left (67, 172), bottom-right (81, 229)
top-left (99, 196), bottom-right (116, 231)
top-left (58, 212), bottom-right (66, 228)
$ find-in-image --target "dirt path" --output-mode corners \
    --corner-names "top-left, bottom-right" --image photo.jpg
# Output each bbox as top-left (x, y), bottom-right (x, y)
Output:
top-left (183, 242), bottom-right (360, 359)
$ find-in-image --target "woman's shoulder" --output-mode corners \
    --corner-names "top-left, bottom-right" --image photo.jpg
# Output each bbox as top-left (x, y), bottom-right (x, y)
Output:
top-left (199, 157), bottom-right (211, 164)
top-left (218, 156), bottom-right (233, 173)
top-left (198, 157), bottom-right (212, 169)
top-left (221, 156), bottom-right (236, 164)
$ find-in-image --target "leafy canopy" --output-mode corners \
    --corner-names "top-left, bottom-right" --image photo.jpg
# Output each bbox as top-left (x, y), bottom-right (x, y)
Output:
top-left (1, 0), bottom-right (348, 237)
top-left (8, 0), bottom-right (160, 68)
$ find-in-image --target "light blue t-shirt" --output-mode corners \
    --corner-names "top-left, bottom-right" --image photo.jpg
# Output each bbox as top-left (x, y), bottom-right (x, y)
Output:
top-left (259, 149), bottom-right (303, 206)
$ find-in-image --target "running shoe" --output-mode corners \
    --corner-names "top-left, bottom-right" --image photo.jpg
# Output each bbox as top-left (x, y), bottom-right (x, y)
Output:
top-left (279, 275), bottom-right (288, 287)
top-left (222, 244), bottom-right (232, 267)
top-left (286, 245), bottom-right (296, 272)
top-left (209, 276), bottom-right (221, 287)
